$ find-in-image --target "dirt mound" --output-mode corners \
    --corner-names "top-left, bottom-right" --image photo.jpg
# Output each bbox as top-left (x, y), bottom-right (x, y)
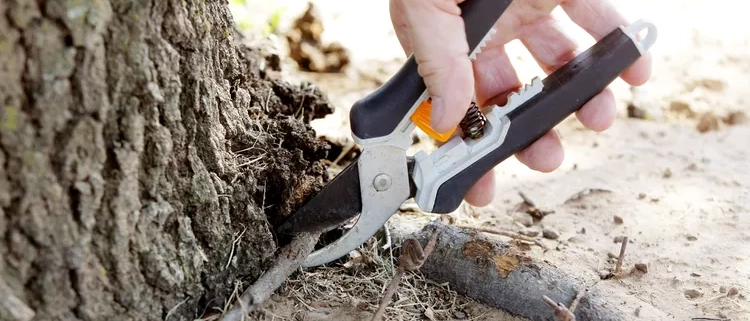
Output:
top-left (285, 3), bottom-right (351, 73)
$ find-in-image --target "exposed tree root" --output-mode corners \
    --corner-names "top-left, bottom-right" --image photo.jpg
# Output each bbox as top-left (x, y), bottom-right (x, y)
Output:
top-left (218, 232), bottom-right (320, 321)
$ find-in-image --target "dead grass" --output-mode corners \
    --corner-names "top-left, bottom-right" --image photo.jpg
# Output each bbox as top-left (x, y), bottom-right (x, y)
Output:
top-left (277, 236), bottom-right (470, 321)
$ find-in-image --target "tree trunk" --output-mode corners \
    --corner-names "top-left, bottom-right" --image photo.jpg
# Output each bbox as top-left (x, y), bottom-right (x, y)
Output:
top-left (0, 1), bottom-right (332, 320)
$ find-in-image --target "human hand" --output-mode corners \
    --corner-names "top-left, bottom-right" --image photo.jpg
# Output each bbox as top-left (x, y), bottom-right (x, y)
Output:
top-left (389, 0), bottom-right (652, 207)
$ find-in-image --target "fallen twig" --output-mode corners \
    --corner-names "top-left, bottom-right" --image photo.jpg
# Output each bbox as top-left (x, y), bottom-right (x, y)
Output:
top-left (392, 221), bottom-right (672, 320)
top-left (218, 232), bottom-right (320, 321)
top-left (371, 221), bottom-right (446, 321)
top-left (457, 225), bottom-right (548, 250)
top-left (562, 188), bottom-right (612, 204)
top-left (517, 191), bottom-right (554, 218)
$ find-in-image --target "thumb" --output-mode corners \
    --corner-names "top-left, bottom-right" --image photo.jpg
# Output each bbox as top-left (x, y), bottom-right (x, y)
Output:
top-left (403, 0), bottom-right (474, 134)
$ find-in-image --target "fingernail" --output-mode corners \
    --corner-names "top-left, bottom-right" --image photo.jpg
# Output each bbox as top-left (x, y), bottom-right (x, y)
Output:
top-left (429, 97), bottom-right (451, 133)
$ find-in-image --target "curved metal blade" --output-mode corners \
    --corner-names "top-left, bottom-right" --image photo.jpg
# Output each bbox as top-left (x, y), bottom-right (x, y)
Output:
top-left (301, 190), bottom-right (407, 267)
top-left (277, 159), bottom-right (363, 235)
top-left (300, 147), bottom-right (412, 267)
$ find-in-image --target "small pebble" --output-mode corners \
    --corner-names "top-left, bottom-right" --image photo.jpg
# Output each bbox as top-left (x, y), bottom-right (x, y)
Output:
top-left (579, 227), bottom-right (586, 234)
top-left (607, 252), bottom-right (619, 259)
top-left (599, 270), bottom-right (613, 279)
top-left (519, 228), bottom-right (539, 237)
top-left (637, 192), bottom-right (646, 199)
top-left (684, 289), bottom-right (703, 299)
top-left (453, 311), bottom-right (468, 319)
top-left (728, 287), bottom-right (740, 297)
top-left (613, 215), bottom-right (624, 224)
top-left (634, 306), bottom-right (641, 317)
top-left (686, 234), bottom-right (698, 241)
top-left (513, 212), bottom-right (534, 227)
top-left (542, 227), bottom-right (560, 240)
top-left (635, 262), bottom-right (649, 273)
top-left (663, 168), bottom-right (672, 178)
top-left (614, 236), bottom-right (624, 243)
top-left (719, 286), bottom-right (727, 293)
top-left (626, 104), bottom-right (648, 119)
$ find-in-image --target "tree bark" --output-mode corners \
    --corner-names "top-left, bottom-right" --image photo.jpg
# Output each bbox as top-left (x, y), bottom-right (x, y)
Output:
top-left (0, 1), bottom-right (331, 320)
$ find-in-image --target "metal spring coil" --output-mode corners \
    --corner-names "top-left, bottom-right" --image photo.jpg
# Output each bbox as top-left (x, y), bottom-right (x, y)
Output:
top-left (459, 102), bottom-right (487, 139)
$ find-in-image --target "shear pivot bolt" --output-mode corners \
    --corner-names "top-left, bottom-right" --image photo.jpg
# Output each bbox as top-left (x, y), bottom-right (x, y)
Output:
top-left (373, 174), bottom-right (392, 191)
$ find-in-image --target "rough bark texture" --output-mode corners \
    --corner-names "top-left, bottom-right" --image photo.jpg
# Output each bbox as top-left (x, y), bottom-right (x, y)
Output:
top-left (0, 1), bottom-right (332, 320)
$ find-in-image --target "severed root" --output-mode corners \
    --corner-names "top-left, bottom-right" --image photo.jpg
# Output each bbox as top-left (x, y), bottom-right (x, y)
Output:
top-left (544, 295), bottom-right (576, 321)
top-left (370, 221), bottom-right (446, 321)
top-left (218, 232), bottom-right (320, 321)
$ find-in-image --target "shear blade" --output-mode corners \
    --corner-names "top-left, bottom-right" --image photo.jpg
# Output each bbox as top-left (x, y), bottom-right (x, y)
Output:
top-left (300, 191), bottom-right (406, 267)
top-left (277, 159), bottom-right (363, 235)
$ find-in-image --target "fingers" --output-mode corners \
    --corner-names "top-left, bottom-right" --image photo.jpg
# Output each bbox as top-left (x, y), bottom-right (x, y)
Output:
top-left (473, 27), bottom-right (567, 173)
top-left (393, 0), bottom-right (474, 133)
top-left (575, 87), bottom-right (616, 132)
top-left (464, 171), bottom-right (495, 207)
top-left (457, 41), bottom-right (520, 208)
top-left (389, 0), bottom-right (412, 55)
top-left (472, 44), bottom-right (522, 106)
top-left (515, 129), bottom-right (565, 172)
top-left (561, 0), bottom-right (652, 85)
top-left (519, 14), bottom-right (617, 132)
top-left (518, 15), bottom-right (578, 74)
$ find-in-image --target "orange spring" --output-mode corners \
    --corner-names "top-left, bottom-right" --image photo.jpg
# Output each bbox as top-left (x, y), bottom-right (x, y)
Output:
top-left (410, 98), bottom-right (486, 142)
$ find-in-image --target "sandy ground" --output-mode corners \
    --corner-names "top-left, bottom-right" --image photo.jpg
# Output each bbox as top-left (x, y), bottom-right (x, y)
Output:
top-left (232, 0), bottom-right (749, 320)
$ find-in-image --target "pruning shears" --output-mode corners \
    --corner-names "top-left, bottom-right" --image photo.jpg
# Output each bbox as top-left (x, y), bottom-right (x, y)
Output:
top-left (277, 0), bottom-right (658, 267)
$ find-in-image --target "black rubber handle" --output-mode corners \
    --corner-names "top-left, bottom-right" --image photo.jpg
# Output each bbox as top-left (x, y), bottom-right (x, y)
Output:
top-left (431, 26), bottom-right (646, 213)
top-left (350, 0), bottom-right (515, 140)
